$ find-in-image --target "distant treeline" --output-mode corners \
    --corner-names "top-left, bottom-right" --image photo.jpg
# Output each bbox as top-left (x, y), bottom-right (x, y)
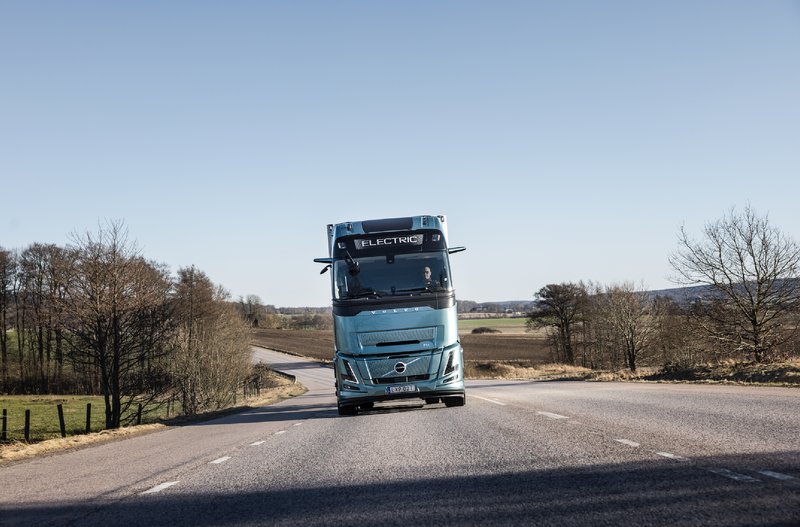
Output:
top-left (528, 207), bottom-right (800, 370)
top-left (233, 297), bottom-right (332, 330)
top-left (0, 221), bottom-right (257, 428)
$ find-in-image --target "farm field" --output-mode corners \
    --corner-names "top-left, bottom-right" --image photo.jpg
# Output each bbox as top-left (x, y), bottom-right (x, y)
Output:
top-left (251, 325), bottom-right (551, 363)
top-left (457, 316), bottom-right (530, 335)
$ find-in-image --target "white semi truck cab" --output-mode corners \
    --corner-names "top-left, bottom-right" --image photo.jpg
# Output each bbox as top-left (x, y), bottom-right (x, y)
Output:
top-left (314, 215), bottom-right (466, 415)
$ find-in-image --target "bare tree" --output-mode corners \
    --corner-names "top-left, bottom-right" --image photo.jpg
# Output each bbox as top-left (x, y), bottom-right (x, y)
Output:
top-left (237, 294), bottom-right (267, 327)
top-left (670, 206), bottom-right (800, 362)
top-left (597, 283), bottom-right (654, 372)
top-left (16, 244), bottom-right (72, 392)
top-left (0, 247), bottom-right (13, 391)
top-left (527, 283), bottom-right (587, 365)
top-left (172, 267), bottom-right (252, 415)
top-left (650, 296), bottom-right (703, 367)
top-left (64, 221), bottom-right (173, 428)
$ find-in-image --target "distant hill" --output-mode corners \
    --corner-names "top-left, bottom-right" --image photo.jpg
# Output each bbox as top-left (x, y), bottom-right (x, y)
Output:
top-left (461, 284), bottom-right (719, 313)
top-left (645, 284), bottom-right (717, 304)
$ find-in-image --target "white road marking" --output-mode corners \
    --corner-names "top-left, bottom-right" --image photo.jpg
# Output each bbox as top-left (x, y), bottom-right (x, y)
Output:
top-left (293, 423), bottom-right (303, 426)
top-left (275, 430), bottom-right (287, 435)
top-left (210, 456), bottom-right (231, 464)
top-left (250, 440), bottom-right (266, 446)
top-left (655, 452), bottom-right (684, 460)
top-left (470, 395), bottom-right (506, 406)
top-left (614, 439), bottom-right (641, 447)
top-left (707, 468), bottom-right (760, 483)
top-left (537, 411), bottom-right (568, 420)
top-left (758, 470), bottom-right (798, 482)
top-left (141, 481), bottom-right (179, 495)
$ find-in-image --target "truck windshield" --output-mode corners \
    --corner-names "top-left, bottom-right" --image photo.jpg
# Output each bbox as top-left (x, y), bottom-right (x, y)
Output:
top-left (333, 251), bottom-right (452, 300)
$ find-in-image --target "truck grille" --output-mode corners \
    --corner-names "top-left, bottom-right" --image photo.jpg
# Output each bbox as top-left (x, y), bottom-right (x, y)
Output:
top-left (363, 355), bottom-right (432, 380)
top-left (373, 374), bottom-right (430, 385)
top-left (358, 328), bottom-right (437, 347)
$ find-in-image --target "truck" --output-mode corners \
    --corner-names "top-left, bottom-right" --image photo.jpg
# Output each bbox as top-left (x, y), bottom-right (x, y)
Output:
top-left (314, 215), bottom-right (467, 415)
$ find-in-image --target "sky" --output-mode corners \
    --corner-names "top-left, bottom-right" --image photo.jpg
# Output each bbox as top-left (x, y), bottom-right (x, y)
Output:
top-left (1, 1), bottom-right (799, 307)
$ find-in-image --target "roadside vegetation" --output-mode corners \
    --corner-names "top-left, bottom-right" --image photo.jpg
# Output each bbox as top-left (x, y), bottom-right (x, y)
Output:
top-left (0, 220), bottom-right (297, 449)
top-left (523, 206), bottom-right (800, 385)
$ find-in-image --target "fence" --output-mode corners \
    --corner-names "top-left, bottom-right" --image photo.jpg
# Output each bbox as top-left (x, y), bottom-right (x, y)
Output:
top-left (1, 374), bottom-right (287, 443)
top-left (0, 400), bottom-right (166, 443)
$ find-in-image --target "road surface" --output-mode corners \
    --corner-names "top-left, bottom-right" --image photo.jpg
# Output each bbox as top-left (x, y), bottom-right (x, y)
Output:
top-left (1, 347), bottom-right (798, 526)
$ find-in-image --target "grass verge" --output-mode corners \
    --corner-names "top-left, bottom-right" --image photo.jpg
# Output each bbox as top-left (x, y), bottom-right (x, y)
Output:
top-left (0, 382), bottom-right (306, 465)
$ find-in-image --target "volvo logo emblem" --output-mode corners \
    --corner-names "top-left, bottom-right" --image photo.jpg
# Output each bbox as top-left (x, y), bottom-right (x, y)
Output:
top-left (394, 362), bottom-right (407, 374)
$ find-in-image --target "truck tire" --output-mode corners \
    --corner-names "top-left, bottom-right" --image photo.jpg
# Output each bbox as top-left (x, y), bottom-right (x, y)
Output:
top-left (337, 402), bottom-right (358, 416)
top-left (443, 395), bottom-right (465, 407)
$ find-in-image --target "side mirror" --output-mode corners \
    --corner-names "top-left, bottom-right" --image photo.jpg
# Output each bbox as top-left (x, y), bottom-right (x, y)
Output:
top-left (448, 247), bottom-right (466, 255)
top-left (314, 257), bottom-right (334, 275)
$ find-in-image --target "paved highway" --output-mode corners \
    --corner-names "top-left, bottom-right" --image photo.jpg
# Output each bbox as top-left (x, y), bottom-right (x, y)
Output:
top-left (2, 348), bottom-right (798, 526)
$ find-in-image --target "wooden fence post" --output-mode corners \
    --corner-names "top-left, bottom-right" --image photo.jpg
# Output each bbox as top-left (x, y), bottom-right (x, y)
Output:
top-left (24, 409), bottom-right (30, 442)
top-left (1, 409), bottom-right (6, 441)
top-left (57, 404), bottom-right (66, 438)
top-left (136, 403), bottom-right (142, 425)
top-left (85, 403), bottom-right (92, 434)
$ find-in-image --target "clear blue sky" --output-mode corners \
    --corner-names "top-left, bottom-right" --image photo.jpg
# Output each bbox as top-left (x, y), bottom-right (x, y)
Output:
top-left (2, 1), bottom-right (799, 307)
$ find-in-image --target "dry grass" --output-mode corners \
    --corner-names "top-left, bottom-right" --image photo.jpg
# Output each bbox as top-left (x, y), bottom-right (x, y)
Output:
top-left (0, 383), bottom-right (305, 465)
top-left (639, 359), bottom-right (800, 386)
top-left (467, 360), bottom-right (800, 386)
top-left (465, 361), bottom-right (593, 380)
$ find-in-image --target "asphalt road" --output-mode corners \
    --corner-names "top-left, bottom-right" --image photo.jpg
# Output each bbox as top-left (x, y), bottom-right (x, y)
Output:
top-left (2, 348), bottom-right (798, 526)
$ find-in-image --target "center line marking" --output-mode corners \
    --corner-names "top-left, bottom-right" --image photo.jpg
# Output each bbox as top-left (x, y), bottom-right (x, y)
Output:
top-left (250, 441), bottom-right (266, 446)
top-left (293, 423), bottom-right (303, 426)
top-left (656, 452), bottom-right (684, 460)
top-left (707, 468), bottom-right (760, 482)
top-left (275, 430), bottom-right (287, 435)
top-left (537, 411), bottom-right (568, 420)
top-left (470, 395), bottom-right (506, 406)
top-left (210, 456), bottom-right (231, 464)
top-left (141, 481), bottom-right (179, 495)
top-left (614, 439), bottom-right (641, 447)
top-left (758, 470), bottom-right (797, 482)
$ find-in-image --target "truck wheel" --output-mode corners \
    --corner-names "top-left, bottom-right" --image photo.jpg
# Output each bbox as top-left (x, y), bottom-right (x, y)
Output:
top-left (443, 395), bottom-right (465, 407)
top-left (338, 402), bottom-right (358, 416)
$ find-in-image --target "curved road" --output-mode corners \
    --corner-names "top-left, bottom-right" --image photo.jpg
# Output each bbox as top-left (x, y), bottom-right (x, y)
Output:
top-left (1, 347), bottom-right (798, 526)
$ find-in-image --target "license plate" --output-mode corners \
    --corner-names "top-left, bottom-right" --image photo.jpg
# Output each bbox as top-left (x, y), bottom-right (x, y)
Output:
top-left (386, 384), bottom-right (417, 395)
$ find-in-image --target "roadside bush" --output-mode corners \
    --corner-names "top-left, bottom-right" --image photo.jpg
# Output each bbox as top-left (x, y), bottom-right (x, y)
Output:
top-left (471, 327), bottom-right (502, 334)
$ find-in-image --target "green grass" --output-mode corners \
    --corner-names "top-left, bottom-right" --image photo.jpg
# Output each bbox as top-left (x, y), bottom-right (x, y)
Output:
top-left (0, 395), bottom-right (176, 442)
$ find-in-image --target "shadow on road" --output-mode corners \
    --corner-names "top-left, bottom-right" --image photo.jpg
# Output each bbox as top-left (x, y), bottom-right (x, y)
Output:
top-left (9, 452), bottom-right (799, 526)
top-left (183, 395), bottom-right (456, 426)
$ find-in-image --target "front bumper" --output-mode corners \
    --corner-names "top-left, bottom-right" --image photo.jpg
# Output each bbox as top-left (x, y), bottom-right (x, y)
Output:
top-left (335, 343), bottom-right (465, 405)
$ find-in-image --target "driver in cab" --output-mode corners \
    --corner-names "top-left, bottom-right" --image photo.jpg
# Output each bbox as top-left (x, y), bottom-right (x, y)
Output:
top-left (423, 266), bottom-right (441, 291)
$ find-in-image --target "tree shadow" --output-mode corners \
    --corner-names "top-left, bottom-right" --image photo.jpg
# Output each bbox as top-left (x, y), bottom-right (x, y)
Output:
top-left (8, 452), bottom-right (799, 526)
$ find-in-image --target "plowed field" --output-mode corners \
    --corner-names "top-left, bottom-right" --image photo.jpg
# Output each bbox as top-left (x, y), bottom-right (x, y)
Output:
top-left (251, 328), bottom-right (551, 363)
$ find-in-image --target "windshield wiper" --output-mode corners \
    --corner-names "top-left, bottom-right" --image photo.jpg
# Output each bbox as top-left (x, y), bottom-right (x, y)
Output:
top-left (396, 287), bottom-right (434, 294)
top-left (349, 289), bottom-right (383, 299)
